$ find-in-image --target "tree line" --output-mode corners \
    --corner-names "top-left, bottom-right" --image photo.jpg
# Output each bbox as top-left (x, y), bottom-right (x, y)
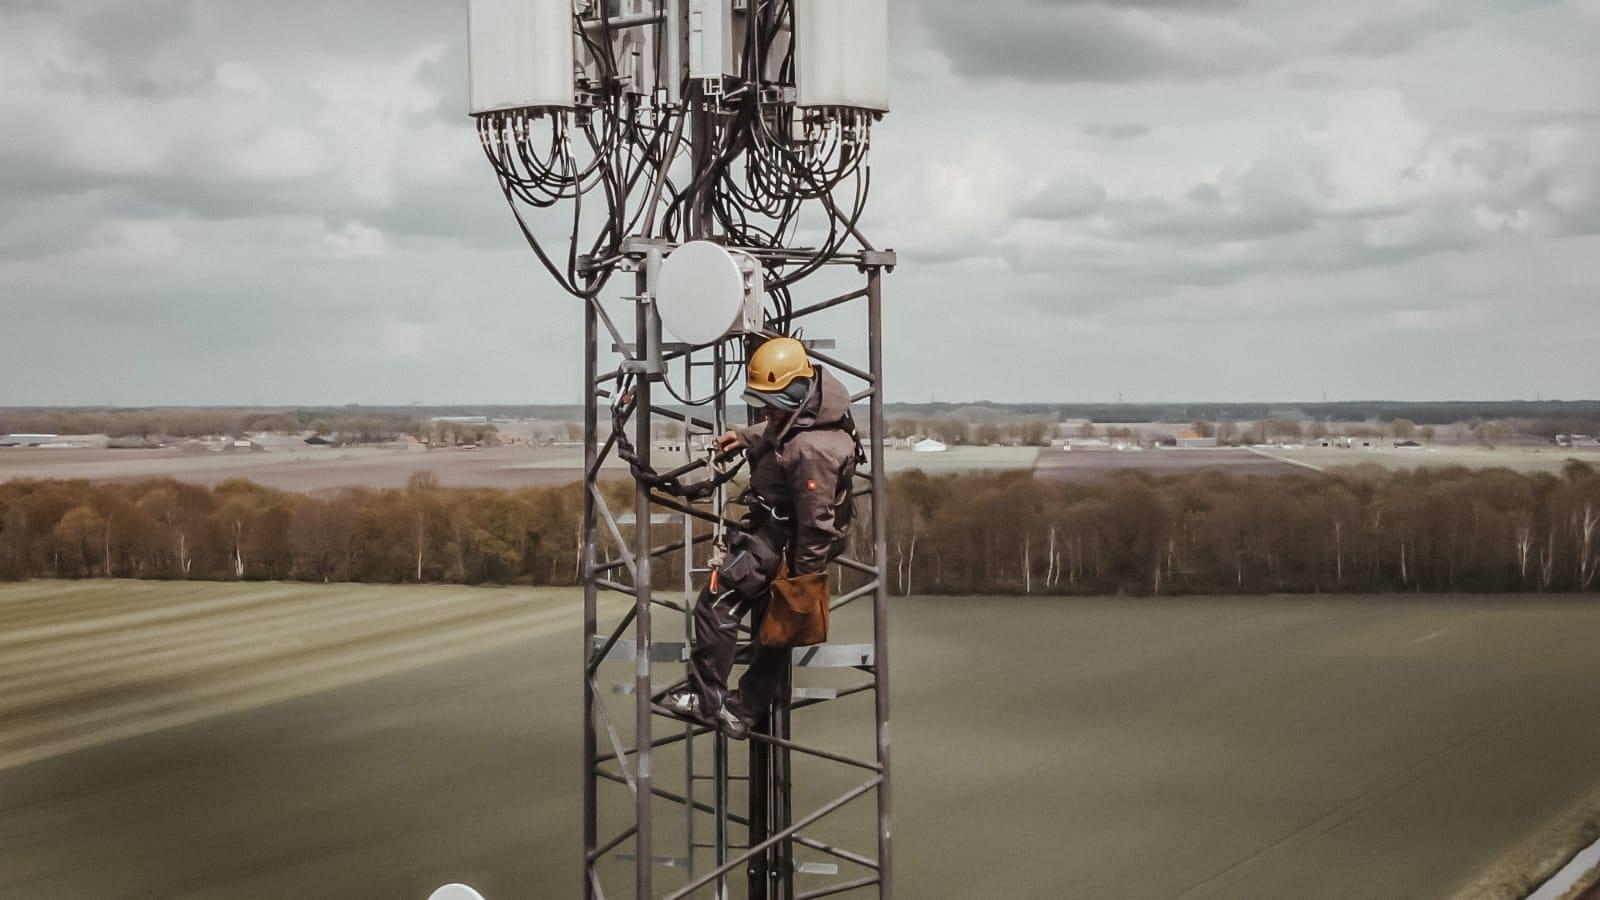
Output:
top-left (0, 408), bottom-right (387, 440)
top-left (0, 474), bottom-right (599, 585)
top-left (1, 464), bottom-right (1596, 595)
top-left (885, 462), bottom-right (1600, 595)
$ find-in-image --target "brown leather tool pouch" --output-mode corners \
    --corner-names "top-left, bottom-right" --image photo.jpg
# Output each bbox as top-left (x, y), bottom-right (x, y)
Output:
top-left (759, 571), bottom-right (830, 648)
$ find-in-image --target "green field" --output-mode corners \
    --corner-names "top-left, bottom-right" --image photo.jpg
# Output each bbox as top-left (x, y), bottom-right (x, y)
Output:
top-left (2, 582), bottom-right (1599, 898)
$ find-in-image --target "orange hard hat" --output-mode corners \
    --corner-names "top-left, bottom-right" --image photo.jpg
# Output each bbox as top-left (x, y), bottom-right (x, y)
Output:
top-left (744, 337), bottom-right (815, 409)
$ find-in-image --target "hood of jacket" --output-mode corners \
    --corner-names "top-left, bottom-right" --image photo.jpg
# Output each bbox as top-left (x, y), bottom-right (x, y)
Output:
top-left (742, 366), bottom-right (855, 461)
top-left (784, 366), bottom-right (851, 434)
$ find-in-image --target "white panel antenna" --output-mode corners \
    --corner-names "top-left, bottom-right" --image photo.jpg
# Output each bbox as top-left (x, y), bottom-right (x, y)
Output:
top-left (688, 0), bottom-right (735, 80)
top-left (467, 0), bottom-right (576, 114)
top-left (795, 0), bottom-right (889, 112)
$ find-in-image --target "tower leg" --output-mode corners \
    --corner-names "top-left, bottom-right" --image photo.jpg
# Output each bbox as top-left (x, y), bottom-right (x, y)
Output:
top-left (774, 661), bottom-right (795, 899)
top-left (748, 701), bottom-right (770, 900)
top-left (582, 290), bottom-right (599, 900)
top-left (714, 732), bottom-right (730, 900)
top-left (868, 267), bottom-right (895, 898)
top-left (633, 274), bottom-right (655, 898)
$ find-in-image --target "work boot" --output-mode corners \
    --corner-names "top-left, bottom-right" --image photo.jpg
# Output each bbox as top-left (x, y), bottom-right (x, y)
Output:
top-left (661, 689), bottom-right (702, 720)
top-left (715, 705), bottom-right (750, 741)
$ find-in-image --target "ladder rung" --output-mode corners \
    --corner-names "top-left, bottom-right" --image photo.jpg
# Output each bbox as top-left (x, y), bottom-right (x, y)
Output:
top-left (616, 853), bottom-right (691, 868)
top-left (615, 512), bottom-right (680, 525)
top-left (592, 636), bottom-right (690, 663)
top-left (792, 643), bottom-right (875, 668)
top-left (611, 341), bottom-right (696, 353)
top-left (792, 687), bottom-right (837, 700)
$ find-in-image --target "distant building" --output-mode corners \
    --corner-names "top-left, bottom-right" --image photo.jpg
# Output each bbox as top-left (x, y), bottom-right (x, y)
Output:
top-left (248, 433), bottom-right (309, 452)
top-left (912, 438), bottom-right (947, 453)
top-left (1, 433), bottom-right (58, 447)
top-left (20, 434), bottom-right (111, 449)
top-left (1174, 431), bottom-right (1217, 449)
top-left (1314, 435), bottom-right (1377, 449)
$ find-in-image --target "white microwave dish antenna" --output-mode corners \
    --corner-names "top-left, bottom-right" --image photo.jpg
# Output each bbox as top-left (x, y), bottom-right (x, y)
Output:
top-left (654, 241), bottom-right (747, 346)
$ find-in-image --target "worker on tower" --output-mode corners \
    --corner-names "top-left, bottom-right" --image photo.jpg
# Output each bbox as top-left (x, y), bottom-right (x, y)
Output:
top-left (664, 336), bottom-right (862, 739)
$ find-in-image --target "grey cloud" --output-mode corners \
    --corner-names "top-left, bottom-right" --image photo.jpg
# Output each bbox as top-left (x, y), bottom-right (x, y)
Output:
top-left (1001, 217), bottom-right (1467, 298)
top-left (923, 0), bottom-right (1278, 83)
top-left (78, 0), bottom-right (188, 58)
top-left (899, 106), bottom-right (1600, 310)
top-left (73, 0), bottom-right (206, 96)
top-left (1285, 70), bottom-right (1346, 90)
top-left (1334, 10), bottom-right (1468, 57)
top-left (1010, 190), bottom-right (1518, 296)
top-left (1441, 129), bottom-right (1600, 238)
top-left (4, 0), bottom-right (1598, 404)
top-left (210, 0), bottom-right (457, 61)
top-left (894, 243), bottom-right (991, 267)
top-left (1098, 193), bottom-right (1317, 244)
top-left (417, 37), bottom-right (471, 124)
top-left (1087, 153), bottom-right (1324, 246)
top-left (996, 135), bottom-right (1584, 292)
top-left (1083, 121), bottom-right (1152, 140)
top-left (0, 168), bottom-right (514, 261)
top-left (1029, 0), bottom-right (1247, 9)
top-left (1016, 176), bottom-right (1107, 220)
top-left (0, 0), bottom-right (506, 268)
top-left (984, 95), bottom-right (1600, 300)
top-left (366, 182), bottom-right (522, 246)
top-left (0, 168), bottom-right (278, 252)
top-left (0, 193), bottom-right (109, 260)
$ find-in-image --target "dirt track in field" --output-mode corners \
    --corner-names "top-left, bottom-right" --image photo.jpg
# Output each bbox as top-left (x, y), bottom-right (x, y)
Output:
top-left (1033, 446), bottom-right (1307, 480)
top-left (0, 446), bottom-right (619, 491)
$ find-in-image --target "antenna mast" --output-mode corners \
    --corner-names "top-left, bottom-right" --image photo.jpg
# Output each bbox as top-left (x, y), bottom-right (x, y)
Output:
top-left (467, 2), bottom-right (895, 897)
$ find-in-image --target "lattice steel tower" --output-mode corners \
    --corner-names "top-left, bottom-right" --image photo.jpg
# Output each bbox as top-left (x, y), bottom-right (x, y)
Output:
top-left (466, 2), bottom-right (894, 897)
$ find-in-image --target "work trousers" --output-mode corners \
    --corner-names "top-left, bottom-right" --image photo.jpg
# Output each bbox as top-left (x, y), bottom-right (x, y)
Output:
top-left (688, 585), bottom-right (789, 723)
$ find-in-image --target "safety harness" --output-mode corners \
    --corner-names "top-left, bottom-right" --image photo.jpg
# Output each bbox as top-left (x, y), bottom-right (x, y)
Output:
top-left (738, 370), bottom-right (866, 542)
top-left (609, 369), bottom-right (865, 590)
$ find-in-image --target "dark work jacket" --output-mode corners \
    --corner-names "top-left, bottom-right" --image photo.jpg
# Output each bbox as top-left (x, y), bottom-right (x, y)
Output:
top-left (737, 367), bottom-right (860, 575)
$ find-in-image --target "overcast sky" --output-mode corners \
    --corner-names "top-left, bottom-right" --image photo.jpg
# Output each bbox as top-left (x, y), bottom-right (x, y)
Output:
top-left (2, 0), bottom-right (1597, 406)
